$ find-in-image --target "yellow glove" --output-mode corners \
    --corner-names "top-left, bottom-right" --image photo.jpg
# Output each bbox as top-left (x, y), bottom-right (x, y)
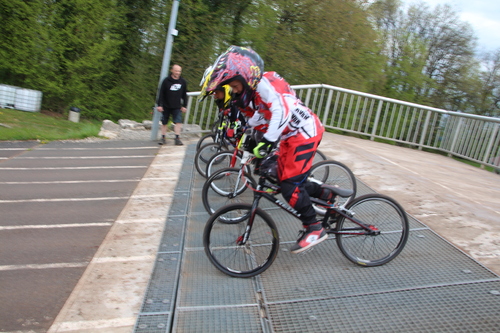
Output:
top-left (253, 141), bottom-right (272, 158)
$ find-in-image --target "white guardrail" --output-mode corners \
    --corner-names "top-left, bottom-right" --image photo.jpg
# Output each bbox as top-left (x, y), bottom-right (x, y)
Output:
top-left (184, 84), bottom-right (500, 171)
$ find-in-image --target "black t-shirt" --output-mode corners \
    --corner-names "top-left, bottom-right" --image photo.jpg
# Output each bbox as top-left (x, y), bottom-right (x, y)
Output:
top-left (157, 75), bottom-right (188, 109)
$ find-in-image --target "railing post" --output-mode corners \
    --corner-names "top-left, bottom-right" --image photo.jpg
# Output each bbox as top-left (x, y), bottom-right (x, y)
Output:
top-left (482, 123), bottom-right (499, 168)
top-left (418, 110), bottom-right (431, 150)
top-left (448, 117), bottom-right (463, 157)
top-left (371, 100), bottom-right (384, 141)
top-left (322, 89), bottom-right (334, 126)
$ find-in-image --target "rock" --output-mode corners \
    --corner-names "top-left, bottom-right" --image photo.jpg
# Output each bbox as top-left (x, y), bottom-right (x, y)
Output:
top-left (98, 119), bottom-right (203, 140)
top-left (101, 119), bottom-right (120, 132)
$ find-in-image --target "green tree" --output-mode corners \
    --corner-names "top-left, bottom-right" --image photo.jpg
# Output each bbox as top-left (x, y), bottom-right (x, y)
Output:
top-left (0, 0), bottom-right (58, 90)
top-left (241, 0), bottom-right (385, 92)
top-left (370, 0), bottom-right (478, 109)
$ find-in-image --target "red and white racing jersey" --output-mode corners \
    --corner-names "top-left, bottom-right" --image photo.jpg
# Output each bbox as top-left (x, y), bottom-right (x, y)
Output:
top-left (252, 72), bottom-right (323, 142)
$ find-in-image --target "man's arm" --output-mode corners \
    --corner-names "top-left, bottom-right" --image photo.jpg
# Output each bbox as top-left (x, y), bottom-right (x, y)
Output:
top-left (182, 79), bottom-right (188, 108)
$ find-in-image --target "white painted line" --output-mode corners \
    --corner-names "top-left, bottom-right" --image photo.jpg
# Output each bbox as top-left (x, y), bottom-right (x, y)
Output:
top-left (37, 147), bottom-right (158, 151)
top-left (0, 194), bottom-right (165, 203)
top-left (0, 166), bottom-right (147, 170)
top-left (0, 223), bottom-right (113, 231)
top-left (0, 262), bottom-right (88, 271)
top-left (0, 179), bottom-right (140, 185)
top-left (0, 197), bottom-right (129, 203)
top-left (17, 155), bottom-right (154, 159)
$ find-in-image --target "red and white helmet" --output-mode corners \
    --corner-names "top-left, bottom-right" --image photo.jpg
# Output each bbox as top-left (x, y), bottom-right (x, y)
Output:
top-left (200, 45), bottom-right (264, 107)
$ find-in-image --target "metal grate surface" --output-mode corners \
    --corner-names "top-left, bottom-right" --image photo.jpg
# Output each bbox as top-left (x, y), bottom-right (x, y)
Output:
top-left (174, 306), bottom-right (264, 333)
top-left (135, 313), bottom-right (171, 333)
top-left (136, 144), bottom-right (500, 332)
top-left (267, 281), bottom-right (500, 333)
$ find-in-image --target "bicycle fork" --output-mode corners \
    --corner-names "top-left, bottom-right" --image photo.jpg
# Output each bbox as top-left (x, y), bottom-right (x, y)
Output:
top-left (236, 196), bottom-right (262, 245)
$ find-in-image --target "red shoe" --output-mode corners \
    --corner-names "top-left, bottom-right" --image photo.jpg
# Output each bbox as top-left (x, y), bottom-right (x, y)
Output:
top-left (290, 223), bottom-right (328, 254)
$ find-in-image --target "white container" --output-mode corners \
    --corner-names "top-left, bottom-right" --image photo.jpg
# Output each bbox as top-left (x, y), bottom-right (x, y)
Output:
top-left (68, 110), bottom-right (80, 123)
top-left (68, 107), bottom-right (81, 123)
top-left (15, 88), bottom-right (42, 112)
top-left (0, 84), bottom-right (17, 109)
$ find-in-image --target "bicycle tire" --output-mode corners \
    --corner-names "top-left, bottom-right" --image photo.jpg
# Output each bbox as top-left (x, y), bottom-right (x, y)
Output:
top-left (205, 150), bottom-right (249, 178)
top-left (203, 203), bottom-right (280, 278)
top-left (313, 149), bottom-right (327, 165)
top-left (335, 193), bottom-right (409, 267)
top-left (202, 168), bottom-right (256, 219)
top-left (195, 142), bottom-right (228, 178)
top-left (308, 160), bottom-right (357, 209)
top-left (196, 133), bottom-right (216, 151)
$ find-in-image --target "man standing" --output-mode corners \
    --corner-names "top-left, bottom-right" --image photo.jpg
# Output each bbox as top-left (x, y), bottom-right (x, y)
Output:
top-left (157, 64), bottom-right (188, 145)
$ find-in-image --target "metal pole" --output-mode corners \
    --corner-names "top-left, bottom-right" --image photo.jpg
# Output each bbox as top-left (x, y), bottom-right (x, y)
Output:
top-left (151, 0), bottom-right (181, 141)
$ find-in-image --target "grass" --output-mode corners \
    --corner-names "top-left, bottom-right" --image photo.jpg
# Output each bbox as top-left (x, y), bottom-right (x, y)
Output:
top-left (0, 108), bottom-right (101, 142)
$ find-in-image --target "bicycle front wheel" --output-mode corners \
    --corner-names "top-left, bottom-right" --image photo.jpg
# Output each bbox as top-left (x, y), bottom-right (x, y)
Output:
top-left (202, 168), bottom-right (256, 218)
top-left (336, 194), bottom-right (409, 267)
top-left (203, 203), bottom-right (280, 278)
top-left (205, 150), bottom-right (247, 178)
top-left (195, 143), bottom-right (227, 178)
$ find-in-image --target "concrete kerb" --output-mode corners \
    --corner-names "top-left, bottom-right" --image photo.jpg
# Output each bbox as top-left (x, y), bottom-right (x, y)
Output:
top-left (48, 140), bottom-right (194, 333)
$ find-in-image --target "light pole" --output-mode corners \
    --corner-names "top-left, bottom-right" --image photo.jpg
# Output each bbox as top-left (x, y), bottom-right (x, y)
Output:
top-left (151, 0), bottom-right (181, 141)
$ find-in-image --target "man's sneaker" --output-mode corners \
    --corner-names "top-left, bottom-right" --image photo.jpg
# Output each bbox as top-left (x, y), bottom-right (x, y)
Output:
top-left (290, 223), bottom-right (328, 254)
top-left (175, 138), bottom-right (183, 146)
top-left (158, 137), bottom-right (166, 145)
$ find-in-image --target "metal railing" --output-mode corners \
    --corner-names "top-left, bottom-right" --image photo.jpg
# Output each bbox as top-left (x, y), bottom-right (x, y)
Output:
top-left (184, 84), bottom-right (500, 171)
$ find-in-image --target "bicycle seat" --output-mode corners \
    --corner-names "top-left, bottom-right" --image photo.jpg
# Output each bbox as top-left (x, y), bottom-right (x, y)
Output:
top-left (320, 184), bottom-right (354, 198)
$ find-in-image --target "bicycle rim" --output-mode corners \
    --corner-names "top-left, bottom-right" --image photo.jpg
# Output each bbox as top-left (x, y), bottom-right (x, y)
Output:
top-left (336, 194), bottom-right (409, 266)
top-left (313, 149), bottom-right (327, 165)
top-left (308, 160), bottom-right (357, 209)
top-left (196, 133), bottom-right (216, 151)
top-left (203, 203), bottom-right (279, 278)
top-left (195, 143), bottom-right (226, 178)
top-left (202, 168), bottom-right (256, 219)
top-left (206, 151), bottom-right (243, 178)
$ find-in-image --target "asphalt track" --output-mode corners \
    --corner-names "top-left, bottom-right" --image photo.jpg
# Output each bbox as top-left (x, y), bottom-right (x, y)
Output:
top-left (0, 140), bottom-right (161, 332)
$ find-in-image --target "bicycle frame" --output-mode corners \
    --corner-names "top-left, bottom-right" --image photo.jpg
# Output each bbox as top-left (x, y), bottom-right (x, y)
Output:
top-left (237, 175), bottom-right (379, 245)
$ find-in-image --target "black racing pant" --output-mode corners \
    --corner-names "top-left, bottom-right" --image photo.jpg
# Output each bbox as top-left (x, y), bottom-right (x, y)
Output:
top-left (280, 174), bottom-right (323, 226)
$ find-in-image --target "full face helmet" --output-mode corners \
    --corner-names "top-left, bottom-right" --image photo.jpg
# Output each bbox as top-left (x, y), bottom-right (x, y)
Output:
top-left (214, 85), bottom-right (232, 109)
top-left (200, 45), bottom-right (264, 108)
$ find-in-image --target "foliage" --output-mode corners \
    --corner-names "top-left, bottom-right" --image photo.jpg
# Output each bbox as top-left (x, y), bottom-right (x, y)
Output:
top-left (0, 0), bottom-right (499, 120)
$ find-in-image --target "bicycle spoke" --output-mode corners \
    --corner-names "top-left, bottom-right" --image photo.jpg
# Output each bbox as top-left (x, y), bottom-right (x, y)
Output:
top-left (203, 203), bottom-right (279, 277)
top-left (336, 194), bottom-right (409, 266)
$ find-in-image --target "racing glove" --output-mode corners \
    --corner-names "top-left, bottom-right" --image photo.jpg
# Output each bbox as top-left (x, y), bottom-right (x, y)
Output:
top-left (253, 138), bottom-right (275, 158)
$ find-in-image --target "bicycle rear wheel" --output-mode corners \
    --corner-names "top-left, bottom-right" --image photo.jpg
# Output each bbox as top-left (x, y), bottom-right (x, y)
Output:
top-left (203, 203), bottom-right (280, 278)
top-left (336, 194), bottom-right (409, 267)
top-left (196, 133), bottom-right (216, 151)
top-left (313, 149), bottom-right (327, 165)
top-left (195, 142), bottom-right (228, 178)
top-left (308, 160), bottom-right (357, 210)
top-left (202, 168), bottom-right (256, 219)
